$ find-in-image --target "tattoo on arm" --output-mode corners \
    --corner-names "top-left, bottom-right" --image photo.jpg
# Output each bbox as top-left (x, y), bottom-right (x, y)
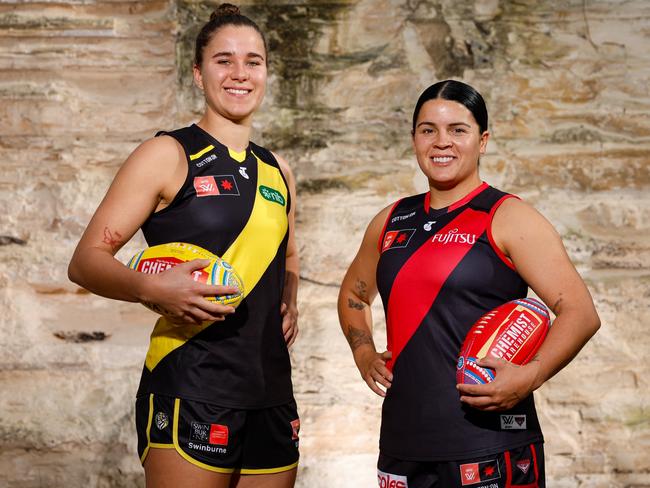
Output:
top-left (355, 279), bottom-right (369, 301)
top-left (348, 298), bottom-right (365, 310)
top-left (102, 227), bottom-right (123, 253)
top-left (345, 325), bottom-right (374, 352)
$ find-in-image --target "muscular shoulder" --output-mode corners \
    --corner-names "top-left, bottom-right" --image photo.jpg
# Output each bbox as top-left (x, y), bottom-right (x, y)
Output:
top-left (126, 135), bottom-right (184, 171)
top-left (492, 197), bottom-right (561, 257)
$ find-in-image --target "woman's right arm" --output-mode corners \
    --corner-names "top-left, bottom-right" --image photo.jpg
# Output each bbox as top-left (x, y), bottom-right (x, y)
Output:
top-left (337, 205), bottom-right (393, 397)
top-left (68, 136), bottom-right (236, 325)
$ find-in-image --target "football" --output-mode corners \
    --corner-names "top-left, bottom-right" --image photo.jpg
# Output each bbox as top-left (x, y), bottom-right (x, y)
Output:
top-left (456, 297), bottom-right (551, 385)
top-left (126, 242), bottom-right (244, 310)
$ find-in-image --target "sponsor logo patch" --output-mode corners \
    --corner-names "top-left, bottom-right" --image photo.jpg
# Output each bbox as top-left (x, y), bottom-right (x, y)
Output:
top-left (377, 469), bottom-right (408, 488)
top-left (239, 166), bottom-right (249, 179)
top-left (194, 175), bottom-right (240, 197)
top-left (259, 185), bottom-right (286, 206)
top-left (516, 459), bottom-right (531, 474)
top-left (209, 424), bottom-right (228, 446)
top-left (190, 422), bottom-right (229, 446)
top-left (423, 220), bottom-right (437, 231)
top-left (500, 414), bottom-right (527, 430)
top-left (195, 153), bottom-right (217, 168)
top-left (154, 411), bottom-right (168, 430)
top-left (459, 459), bottom-right (500, 486)
top-left (290, 419), bottom-right (300, 441)
top-left (190, 422), bottom-right (211, 443)
top-left (391, 211), bottom-right (416, 223)
top-left (382, 229), bottom-right (416, 251)
top-left (431, 227), bottom-right (477, 245)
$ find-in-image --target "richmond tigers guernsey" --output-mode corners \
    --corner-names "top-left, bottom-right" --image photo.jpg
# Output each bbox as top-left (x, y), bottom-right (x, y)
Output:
top-left (136, 124), bottom-right (293, 409)
top-left (376, 183), bottom-right (544, 461)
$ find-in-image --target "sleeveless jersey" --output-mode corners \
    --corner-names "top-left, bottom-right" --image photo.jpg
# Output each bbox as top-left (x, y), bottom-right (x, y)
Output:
top-left (135, 124), bottom-right (293, 409)
top-left (376, 183), bottom-right (544, 461)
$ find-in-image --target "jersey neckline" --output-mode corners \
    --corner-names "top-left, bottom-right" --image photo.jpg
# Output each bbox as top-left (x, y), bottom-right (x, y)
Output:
top-left (423, 181), bottom-right (489, 215)
top-left (191, 123), bottom-right (251, 163)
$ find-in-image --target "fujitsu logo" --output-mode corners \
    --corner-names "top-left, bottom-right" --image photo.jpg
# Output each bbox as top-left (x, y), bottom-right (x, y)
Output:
top-left (377, 469), bottom-right (408, 488)
top-left (431, 228), bottom-right (476, 245)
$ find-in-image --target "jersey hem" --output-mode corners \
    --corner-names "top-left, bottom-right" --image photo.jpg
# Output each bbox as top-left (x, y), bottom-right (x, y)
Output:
top-left (136, 390), bottom-right (296, 411)
top-left (379, 435), bottom-right (544, 462)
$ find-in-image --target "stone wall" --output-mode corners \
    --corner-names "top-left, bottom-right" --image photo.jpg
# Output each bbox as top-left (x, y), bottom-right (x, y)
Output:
top-left (1, 1), bottom-right (649, 487)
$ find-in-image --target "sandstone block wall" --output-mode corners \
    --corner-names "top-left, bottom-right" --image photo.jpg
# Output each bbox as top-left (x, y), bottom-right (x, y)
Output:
top-left (1, 1), bottom-right (648, 487)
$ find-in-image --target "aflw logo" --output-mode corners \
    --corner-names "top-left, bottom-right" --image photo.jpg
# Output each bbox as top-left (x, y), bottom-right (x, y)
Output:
top-left (500, 414), bottom-right (526, 429)
top-left (431, 228), bottom-right (477, 245)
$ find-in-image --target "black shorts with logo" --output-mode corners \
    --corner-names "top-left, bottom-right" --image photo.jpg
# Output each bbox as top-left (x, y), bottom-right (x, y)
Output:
top-left (136, 394), bottom-right (300, 474)
top-left (377, 442), bottom-right (545, 488)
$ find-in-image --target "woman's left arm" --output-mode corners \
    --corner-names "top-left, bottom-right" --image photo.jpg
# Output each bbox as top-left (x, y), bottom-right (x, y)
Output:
top-left (275, 153), bottom-right (299, 347)
top-left (458, 198), bottom-right (600, 411)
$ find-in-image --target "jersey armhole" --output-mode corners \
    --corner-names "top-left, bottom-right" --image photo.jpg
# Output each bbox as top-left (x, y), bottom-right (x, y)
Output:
top-left (149, 131), bottom-right (192, 216)
top-left (377, 199), bottom-right (403, 253)
top-left (487, 194), bottom-right (519, 271)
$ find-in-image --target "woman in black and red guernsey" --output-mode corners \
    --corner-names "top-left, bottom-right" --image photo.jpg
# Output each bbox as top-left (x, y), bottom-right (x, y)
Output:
top-left (338, 80), bottom-right (600, 488)
top-left (69, 4), bottom-right (300, 488)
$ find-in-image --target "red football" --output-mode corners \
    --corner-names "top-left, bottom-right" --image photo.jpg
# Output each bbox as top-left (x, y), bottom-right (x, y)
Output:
top-left (456, 297), bottom-right (551, 385)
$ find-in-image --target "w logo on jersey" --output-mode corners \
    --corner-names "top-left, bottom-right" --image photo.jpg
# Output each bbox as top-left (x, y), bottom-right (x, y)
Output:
top-left (194, 175), bottom-right (240, 197)
top-left (459, 460), bottom-right (500, 485)
top-left (382, 229), bottom-right (416, 252)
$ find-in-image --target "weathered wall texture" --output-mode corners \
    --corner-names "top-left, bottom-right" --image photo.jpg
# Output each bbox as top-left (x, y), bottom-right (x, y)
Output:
top-left (1, 0), bottom-right (649, 487)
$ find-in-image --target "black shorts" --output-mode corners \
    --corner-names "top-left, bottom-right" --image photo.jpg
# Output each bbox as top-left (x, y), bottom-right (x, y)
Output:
top-left (377, 442), bottom-right (544, 488)
top-left (136, 394), bottom-right (300, 474)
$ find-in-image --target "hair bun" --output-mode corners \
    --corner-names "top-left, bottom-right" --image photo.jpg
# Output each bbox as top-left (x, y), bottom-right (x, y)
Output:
top-left (210, 3), bottom-right (241, 21)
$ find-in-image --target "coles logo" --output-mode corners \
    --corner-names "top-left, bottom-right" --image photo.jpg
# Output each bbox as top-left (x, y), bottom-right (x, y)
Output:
top-left (377, 469), bottom-right (408, 488)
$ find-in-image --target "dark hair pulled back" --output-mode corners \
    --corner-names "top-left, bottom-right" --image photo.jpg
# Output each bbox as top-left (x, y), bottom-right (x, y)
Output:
top-left (412, 80), bottom-right (488, 134)
top-left (194, 3), bottom-right (267, 66)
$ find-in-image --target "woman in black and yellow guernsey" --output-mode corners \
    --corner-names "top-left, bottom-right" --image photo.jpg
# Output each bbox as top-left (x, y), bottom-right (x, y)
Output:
top-left (68, 4), bottom-right (300, 487)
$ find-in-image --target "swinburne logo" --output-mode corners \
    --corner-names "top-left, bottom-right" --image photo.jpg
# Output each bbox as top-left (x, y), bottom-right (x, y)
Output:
top-left (377, 469), bottom-right (408, 488)
top-left (431, 228), bottom-right (476, 245)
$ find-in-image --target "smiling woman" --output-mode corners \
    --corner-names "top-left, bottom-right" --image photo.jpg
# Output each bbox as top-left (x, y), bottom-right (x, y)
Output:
top-left (67, 4), bottom-right (300, 488)
top-left (337, 79), bottom-right (600, 488)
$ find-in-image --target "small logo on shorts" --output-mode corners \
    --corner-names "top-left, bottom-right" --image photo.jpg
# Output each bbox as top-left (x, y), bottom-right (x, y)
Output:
top-left (190, 422), bottom-right (211, 443)
top-left (154, 412), bottom-right (169, 430)
top-left (517, 459), bottom-right (531, 474)
top-left (190, 422), bottom-right (228, 446)
top-left (290, 419), bottom-right (301, 441)
top-left (209, 424), bottom-right (229, 446)
top-left (377, 469), bottom-right (408, 488)
top-left (500, 414), bottom-right (527, 429)
top-left (459, 460), bottom-right (500, 485)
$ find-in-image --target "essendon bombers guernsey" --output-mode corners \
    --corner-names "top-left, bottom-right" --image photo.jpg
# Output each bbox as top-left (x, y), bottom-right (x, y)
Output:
top-left (136, 124), bottom-right (293, 408)
top-left (376, 183), bottom-right (543, 460)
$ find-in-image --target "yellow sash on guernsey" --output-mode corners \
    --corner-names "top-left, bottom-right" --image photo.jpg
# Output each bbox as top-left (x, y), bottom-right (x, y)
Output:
top-left (144, 153), bottom-right (288, 371)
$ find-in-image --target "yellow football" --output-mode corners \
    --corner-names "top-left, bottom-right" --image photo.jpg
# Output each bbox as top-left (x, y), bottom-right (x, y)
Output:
top-left (126, 242), bottom-right (244, 310)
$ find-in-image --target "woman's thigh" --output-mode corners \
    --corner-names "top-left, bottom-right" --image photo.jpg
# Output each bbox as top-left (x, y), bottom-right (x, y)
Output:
top-left (230, 468), bottom-right (297, 488)
top-left (145, 448), bottom-right (232, 488)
